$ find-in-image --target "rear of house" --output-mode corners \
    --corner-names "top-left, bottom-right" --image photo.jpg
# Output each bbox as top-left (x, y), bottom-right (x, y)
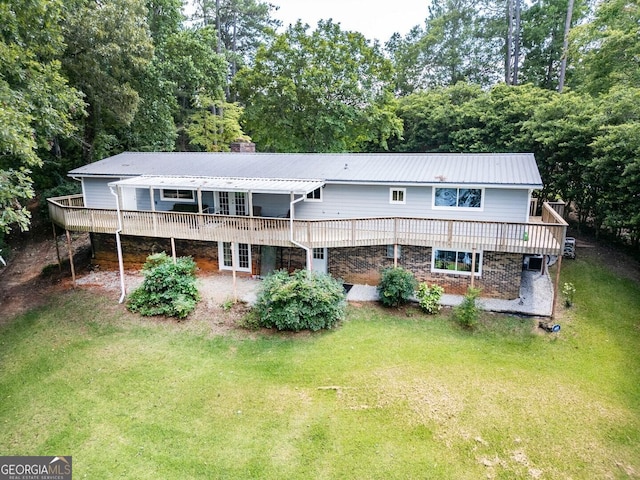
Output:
top-left (49, 152), bottom-right (567, 299)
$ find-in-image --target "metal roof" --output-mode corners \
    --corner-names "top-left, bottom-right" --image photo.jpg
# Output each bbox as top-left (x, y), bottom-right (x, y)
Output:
top-left (71, 152), bottom-right (543, 188)
top-left (109, 176), bottom-right (324, 195)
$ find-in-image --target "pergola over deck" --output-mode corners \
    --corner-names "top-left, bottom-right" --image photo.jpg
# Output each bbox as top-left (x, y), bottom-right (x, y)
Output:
top-left (110, 175), bottom-right (325, 214)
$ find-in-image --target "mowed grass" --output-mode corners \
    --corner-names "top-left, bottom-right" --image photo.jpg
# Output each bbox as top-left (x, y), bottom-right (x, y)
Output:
top-left (1, 255), bottom-right (639, 479)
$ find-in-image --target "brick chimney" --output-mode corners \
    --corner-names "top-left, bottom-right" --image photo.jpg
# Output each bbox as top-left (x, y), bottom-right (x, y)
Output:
top-left (230, 141), bottom-right (256, 153)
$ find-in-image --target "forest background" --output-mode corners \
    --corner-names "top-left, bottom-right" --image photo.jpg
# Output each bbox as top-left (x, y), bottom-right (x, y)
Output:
top-left (1, 0), bottom-right (639, 251)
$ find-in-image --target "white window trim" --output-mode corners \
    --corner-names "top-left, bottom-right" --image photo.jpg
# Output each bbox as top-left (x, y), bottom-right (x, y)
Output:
top-left (431, 248), bottom-right (482, 276)
top-left (305, 187), bottom-right (323, 202)
top-left (432, 186), bottom-right (484, 211)
top-left (386, 245), bottom-right (402, 258)
top-left (161, 188), bottom-right (195, 203)
top-left (389, 188), bottom-right (406, 205)
top-left (218, 242), bottom-right (252, 273)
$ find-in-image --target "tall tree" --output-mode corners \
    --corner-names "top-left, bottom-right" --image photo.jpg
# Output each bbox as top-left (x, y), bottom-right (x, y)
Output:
top-left (558, 0), bottom-right (575, 92)
top-left (235, 20), bottom-right (402, 152)
top-left (0, 0), bottom-right (84, 233)
top-left (589, 87), bottom-right (640, 244)
top-left (388, 0), bottom-right (503, 92)
top-left (519, 0), bottom-right (587, 90)
top-left (62, 0), bottom-right (154, 162)
top-left (191, 0), bottom-right (280, 91)
top-left (156, 26), bottom-right (228, 150)
top-left (571, 0), bottom-right (640, 95)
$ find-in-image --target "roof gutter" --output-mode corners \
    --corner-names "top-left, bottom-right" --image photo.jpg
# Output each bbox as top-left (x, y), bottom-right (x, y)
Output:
top-left (109, 185), bottom-right (127, 304)
top-left (289, 194), bottom-right (312, 271)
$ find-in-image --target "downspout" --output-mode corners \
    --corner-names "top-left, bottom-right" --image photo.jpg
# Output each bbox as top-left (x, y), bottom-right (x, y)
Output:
top-left (110, 185), bottom-right (127, 304)
top-left (289, 193), bottom-right (312, 270)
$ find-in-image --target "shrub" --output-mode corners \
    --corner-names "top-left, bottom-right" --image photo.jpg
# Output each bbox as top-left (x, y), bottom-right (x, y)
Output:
top-left (416, 283), bottom-right (445, 314)
top-left (454, 287), bottom-right (481, 329)
top-left (254, 269), bottom-right (347, 331)
top-left (127, 252), bottom-right (200, 319)
top-left (562, 282), bottom-right (576, 307)
top-left (377, 267), bottom-right (417, 308)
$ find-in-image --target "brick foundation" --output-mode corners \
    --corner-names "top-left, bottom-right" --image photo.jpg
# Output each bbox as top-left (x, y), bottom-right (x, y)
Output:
top-left (90, 234), bottom-right (308, 275)
top-left (90, 234), bottom-right (522, 299)
top-left (328, 245), bottom-right (522, 300)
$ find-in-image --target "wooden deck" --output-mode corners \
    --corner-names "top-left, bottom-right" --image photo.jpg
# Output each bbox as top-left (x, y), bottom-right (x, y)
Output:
top-left (48, 195), bottom-right (567, 255)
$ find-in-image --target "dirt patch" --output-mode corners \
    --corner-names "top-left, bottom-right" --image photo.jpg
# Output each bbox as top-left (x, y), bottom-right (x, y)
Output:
top-left (572, 237), bottom-right (640, 284)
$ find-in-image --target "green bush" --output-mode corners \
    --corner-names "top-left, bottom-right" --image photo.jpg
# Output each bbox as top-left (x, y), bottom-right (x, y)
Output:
top-left (377, 267), bottom-right (417, 308)
top-left (416, 283), bottom-right (445, 314)
top-left (254, 269), bottom-right (347, 331)
top-left (562, 282), bottom-right (576, 307)
top-left (127, 252), bottom-right (200, 319)
top-left (453, 287), bottom-right (481, 329)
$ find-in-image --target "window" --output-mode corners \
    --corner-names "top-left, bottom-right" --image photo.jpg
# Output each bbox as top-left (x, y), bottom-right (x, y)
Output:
top-left (161, 189), bottom-right (194, 201)
top-left (312, 248), bottom-right (325, 260)
top-left (390, 188), bottom-right (406, 204)
top-left (219, 242), bottom-right (251, 272)
top-left (386, 245), bottom-right (402, 258)
top-left (305, 187), bottom-right (322, 202)
top-left (432, 249), bottom-right (481, 275)
top-left (434, 188), bottom-right (482, 209)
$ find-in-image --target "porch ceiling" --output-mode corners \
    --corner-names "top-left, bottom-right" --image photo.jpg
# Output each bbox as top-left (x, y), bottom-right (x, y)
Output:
top-left (109, 176), bottom-right (325, 195)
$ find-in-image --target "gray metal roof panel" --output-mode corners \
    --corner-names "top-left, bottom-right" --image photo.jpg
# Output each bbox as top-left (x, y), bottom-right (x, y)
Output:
top-left (70, 152), bottom-right (543, 187)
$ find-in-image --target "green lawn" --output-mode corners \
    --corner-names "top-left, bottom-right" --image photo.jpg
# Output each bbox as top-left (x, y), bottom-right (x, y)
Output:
top-left (0, 255), bottom-right (639, 479)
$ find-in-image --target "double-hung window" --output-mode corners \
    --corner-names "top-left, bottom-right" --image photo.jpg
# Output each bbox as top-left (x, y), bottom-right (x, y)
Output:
top-left (432, 249), bottom-right (481, 275)
top-left (434, 187), bottom-right (482, 209)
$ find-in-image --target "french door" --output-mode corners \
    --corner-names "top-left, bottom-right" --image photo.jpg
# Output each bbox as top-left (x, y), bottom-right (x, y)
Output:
top-left (216, 191), bottom-right (247, 216)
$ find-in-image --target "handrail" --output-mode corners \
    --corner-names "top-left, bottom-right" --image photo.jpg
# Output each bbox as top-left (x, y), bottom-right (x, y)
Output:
top-left (47, 195), bottom-right (567, 255)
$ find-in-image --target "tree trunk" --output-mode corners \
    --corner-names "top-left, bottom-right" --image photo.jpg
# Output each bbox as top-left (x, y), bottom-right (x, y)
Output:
top-left (558, 0), bottom-right (574, 92)
top-left (506, 0), bottom-right (513, 84)
top-left (512, 0), bottom-right (521, 85)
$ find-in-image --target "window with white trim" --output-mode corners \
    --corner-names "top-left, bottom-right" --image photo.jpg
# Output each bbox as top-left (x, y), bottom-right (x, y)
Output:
top-left (389, 188), bottom-right (406, 204)
top-left (161, 189), bottom-right (194, 201)
top-left (386, 245), bottom-right (402, 258)
top-left (433, 187), bottom-right (482, 209)
top-left (219, 242), bottom-right (251, 272)
top-left (305, 187), bottom-right (322, 202)
top-left (432, 248), bottom-right (481, 275)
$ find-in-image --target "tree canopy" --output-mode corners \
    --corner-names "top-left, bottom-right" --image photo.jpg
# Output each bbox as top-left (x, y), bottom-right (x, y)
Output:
top-left (1, 0), bottom-right (639, 249)
top-left (235, 20), bottom-right (402, 152)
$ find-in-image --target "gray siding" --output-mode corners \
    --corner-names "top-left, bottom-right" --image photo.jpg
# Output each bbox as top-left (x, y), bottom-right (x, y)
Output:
top-left (82, 177), bottom-right (530, 222)
top-left (83, 177), bottom-right (119, 209)
top-left (295, 184), bottom-right (529, 222)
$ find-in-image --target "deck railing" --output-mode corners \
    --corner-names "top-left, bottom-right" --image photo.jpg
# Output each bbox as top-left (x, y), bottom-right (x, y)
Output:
top-left (48, 195), bottom-right (567, 255)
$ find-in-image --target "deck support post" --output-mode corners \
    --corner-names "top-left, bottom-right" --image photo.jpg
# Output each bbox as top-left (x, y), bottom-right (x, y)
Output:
top-left (551, 255), bottom-right (563, 318)
top-left (65, 229), bottom-right (76, 285)
top-left (52, 222), bottom-right (62, 271)
top-left (393, 244), bottom-right (398, 268)
top-left (231, 242), bottom-right (238, 301)
top-left (470, 248), bottom-right (477, 289)
top-left (171, 237), bottom-right (177, 264)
